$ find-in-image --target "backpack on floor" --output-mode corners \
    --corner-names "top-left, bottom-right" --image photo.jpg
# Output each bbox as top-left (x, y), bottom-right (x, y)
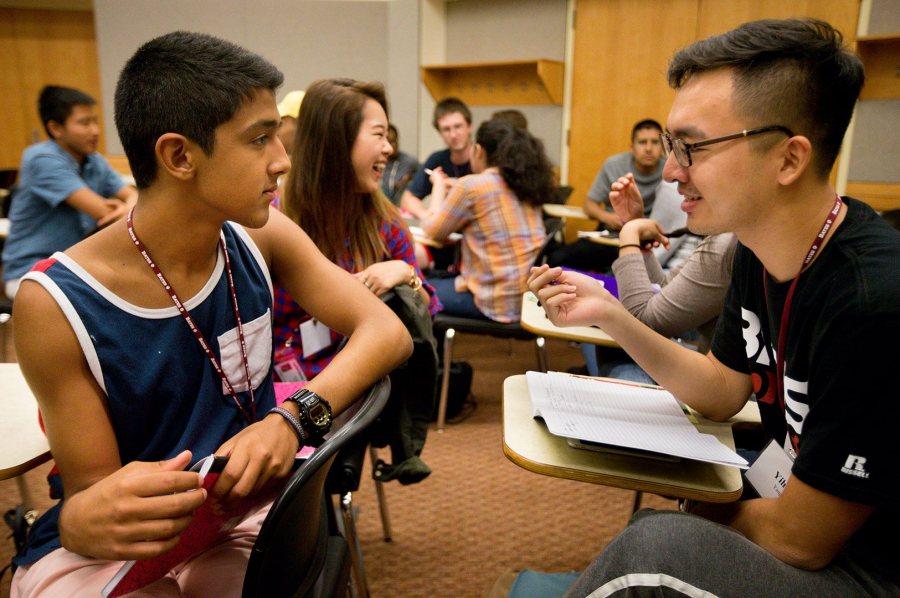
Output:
top-left (433, 360), bottom-right (473, 421)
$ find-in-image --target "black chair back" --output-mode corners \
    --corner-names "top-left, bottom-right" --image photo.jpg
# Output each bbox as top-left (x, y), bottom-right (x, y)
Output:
top-left (242, 377), bottom-right (391, 598)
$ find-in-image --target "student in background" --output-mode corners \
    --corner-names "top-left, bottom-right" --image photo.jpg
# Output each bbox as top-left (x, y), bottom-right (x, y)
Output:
top-left (381, 124), bottom-right (420, 206)
top-left (531, 18), bottom-right (898, 596)
top-left (491, 109), bottom-right (528, 130)
top-left (10, 32), bottom-right (411, 597)
top-left (547, 119), bottom-right (664, 272)
top-left (400, 97), bottom-right (473, 220)
top-left (275, 89), bottom-right (304, 155)
top-left (2, 85), bottom-right (136, 299)
top-left (422, 119), bottom-right (553, 323)
top-left (274, 78), bottom-right (440, 381)
top-left (592, 173), bottom-right (737, 383)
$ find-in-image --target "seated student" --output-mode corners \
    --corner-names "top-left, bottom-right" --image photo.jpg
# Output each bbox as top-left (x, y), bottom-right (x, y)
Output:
top-left (273, 78), bottom-right (441, 484)
top-left (10, 31), bottom-right (412, 597)
top-left (381, 123), bottom-right (420, 206)
top-left (275, 89), bottom-right (304, 155)
top-left (530, 18), bottom-right (898, 597)
top-left (400, 96), bottom-right (473, 220)
top-left (421, 119), bottom-right (553, 323)
top-left (2, 85), bottom-right (137, 299)
top-left (547, 119), bottom-right (665, 272)
top-left (273, 78), bottom-right (440, 381)
top-left (592, 173), bottom-right (736, 383)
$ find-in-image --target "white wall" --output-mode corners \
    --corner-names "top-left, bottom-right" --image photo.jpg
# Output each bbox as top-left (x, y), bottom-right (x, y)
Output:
top-left (93, 0), bottom-right (421, 155)
top-left (430, 0), bottom-right (568, 166)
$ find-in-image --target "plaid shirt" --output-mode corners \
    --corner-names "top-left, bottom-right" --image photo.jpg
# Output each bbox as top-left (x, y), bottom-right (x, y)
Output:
top-left (422, 170), bottom-right (545, 323)
top-left (272, 214), bottom-right (440, 380)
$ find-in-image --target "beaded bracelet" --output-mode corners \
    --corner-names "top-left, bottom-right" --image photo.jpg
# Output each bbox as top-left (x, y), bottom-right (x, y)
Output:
top-left (268, 406), bottom-right (308, 447)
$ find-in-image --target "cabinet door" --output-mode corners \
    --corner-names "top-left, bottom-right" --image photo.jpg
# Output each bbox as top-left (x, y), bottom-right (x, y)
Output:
top-left (566, 0), bottom-right (859, 222)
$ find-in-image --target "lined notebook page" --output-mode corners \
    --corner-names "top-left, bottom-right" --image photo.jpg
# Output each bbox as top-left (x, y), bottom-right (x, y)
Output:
top-left (526, 371), bottom-right (747, 468)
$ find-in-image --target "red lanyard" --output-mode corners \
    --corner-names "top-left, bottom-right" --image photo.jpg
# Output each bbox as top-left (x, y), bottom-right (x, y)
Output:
top-left (126, 209), bottom-right (257, 424)
top-left (763, 195), bottom-right (842, 414)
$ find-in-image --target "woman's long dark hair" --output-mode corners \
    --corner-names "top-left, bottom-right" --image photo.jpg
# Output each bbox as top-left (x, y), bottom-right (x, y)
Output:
top-left (476, 119), bottom-right (555, 207)
top-left (282, 78), bottom-right (396, 268)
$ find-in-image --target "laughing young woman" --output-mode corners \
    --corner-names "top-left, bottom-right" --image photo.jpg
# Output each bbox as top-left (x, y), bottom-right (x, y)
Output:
top-left (273, 78), bottom-right (440, 380)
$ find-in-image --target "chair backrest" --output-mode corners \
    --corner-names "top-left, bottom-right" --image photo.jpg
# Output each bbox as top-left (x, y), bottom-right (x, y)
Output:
top-left (533, 218), bottom-right (564, 268)
top-left (242, 377), bottom-right (391, 598)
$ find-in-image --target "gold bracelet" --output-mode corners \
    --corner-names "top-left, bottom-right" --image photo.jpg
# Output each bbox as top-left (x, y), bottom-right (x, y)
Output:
top-left (408, 265), bottom-right (423, 290)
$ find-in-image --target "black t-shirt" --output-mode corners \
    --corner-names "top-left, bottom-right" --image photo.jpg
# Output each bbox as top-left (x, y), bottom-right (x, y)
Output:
top-left (712, 197), bottom-right (900, 582)
top-left (406, 148), bottom-right (472, 199)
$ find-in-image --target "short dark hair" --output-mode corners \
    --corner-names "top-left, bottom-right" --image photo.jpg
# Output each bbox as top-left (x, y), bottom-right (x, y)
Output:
top-left (432, 96), bottom-right (471, 130)
top-left (114, 31), bottom-right (284, 189)
top-left (631, 118), bottom-right (662, 141)
top-left (38, 86), bottom-right (95, 138)
top-left (667, 18), bottom-right (864, 178)
top-left (477, 118), bottom-right (555, 207)
top-left (491, 109), bottom-right (528, 130)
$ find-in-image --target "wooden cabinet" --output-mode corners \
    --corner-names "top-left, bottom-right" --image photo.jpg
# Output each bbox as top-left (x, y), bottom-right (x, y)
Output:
top-left (421, 59), bottom-right (564, 106)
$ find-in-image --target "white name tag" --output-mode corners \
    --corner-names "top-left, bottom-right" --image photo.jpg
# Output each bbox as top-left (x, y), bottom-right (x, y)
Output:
top-left (745, 439), bottom-right (794, 498)
top-left (300, 319), bottom-right (332, 358)
top-left (273, 357), bottom-right (307, 383)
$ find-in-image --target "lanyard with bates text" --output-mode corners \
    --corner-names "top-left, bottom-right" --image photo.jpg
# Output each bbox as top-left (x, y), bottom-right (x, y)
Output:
top-left (126, 209), bottom-right (257, 424)
top-left (763, 195), bottom-right (842, 415)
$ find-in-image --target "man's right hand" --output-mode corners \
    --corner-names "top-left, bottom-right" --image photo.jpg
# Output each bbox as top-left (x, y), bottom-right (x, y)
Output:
top-left (58, 450), bottom-right (207, 560)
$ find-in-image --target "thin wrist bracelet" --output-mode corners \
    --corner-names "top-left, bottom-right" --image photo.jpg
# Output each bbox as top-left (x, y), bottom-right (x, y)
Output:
top-left (268, 406), bottom-right (308, 447)
top-left (618, 243), bottom-right (643, 251)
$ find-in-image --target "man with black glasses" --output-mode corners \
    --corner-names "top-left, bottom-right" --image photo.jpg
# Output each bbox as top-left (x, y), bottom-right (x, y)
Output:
top-left (529, 18), bottom-right (898, 596)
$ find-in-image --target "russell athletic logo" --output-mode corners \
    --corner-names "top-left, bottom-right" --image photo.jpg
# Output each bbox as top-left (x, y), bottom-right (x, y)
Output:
top-left (841, 455), bottom-right (870, 479)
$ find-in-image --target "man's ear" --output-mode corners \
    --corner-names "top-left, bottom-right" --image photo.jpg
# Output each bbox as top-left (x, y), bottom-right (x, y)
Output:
top-left (155, 133), bottom-right (197, 181)
top-left (775, 135), bottom-right (813, 186)
top-left (46, 120), bottom-right (64, 140)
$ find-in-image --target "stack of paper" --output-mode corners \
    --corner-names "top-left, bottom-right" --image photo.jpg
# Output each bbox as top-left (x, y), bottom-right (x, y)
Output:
top-left (526, 371), bottom-right (748, 468)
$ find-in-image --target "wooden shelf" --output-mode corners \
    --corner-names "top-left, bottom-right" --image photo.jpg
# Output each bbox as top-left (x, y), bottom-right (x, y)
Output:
top-left (856, 34), bottom-right (900, 100)
top-left (421, 59), bottom-right (564, 106)
top-left (845, 181), bottom-right (900, 212)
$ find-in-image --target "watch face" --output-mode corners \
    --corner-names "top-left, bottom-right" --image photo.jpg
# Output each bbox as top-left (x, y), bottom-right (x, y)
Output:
top-left (307, 402), bottom-right (330, 428)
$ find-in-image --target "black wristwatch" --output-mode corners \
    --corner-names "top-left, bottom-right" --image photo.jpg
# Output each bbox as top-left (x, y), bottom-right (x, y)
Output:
top-left (284, 388), bottom-right (333, 446)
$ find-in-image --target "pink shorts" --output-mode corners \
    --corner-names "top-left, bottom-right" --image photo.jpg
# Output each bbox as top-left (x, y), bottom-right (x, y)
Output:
top-left (11, 502), bottom-right (271, 598)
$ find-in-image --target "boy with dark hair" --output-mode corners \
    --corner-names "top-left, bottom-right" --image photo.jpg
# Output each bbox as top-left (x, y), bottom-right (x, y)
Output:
top-left (530, 18), bottom-right (898, 596)
top-left (11, 30), bottom-right (411, 596)
top-left (400, 96), bottom-right (474, 220)
top-left (2, 85), bottom-right (137, 299)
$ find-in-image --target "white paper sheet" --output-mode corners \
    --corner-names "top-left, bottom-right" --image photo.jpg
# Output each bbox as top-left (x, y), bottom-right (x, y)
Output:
top-left (526, 371), bottom-right (748, 468)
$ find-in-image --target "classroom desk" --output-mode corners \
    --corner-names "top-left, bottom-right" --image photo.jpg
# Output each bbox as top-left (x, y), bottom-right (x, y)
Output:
top-left (520, 292), bottom-right (619, 348)
top-left (577, 230), bottom-right (620, 247)
top-left (502, 374), bottom-right (760, 503)
top-left (408, 225), bottom-right (462, 248)
top-left (542, 203), bottom-right (590, 220)
top-left (0, 363), bottom-right (51, 507)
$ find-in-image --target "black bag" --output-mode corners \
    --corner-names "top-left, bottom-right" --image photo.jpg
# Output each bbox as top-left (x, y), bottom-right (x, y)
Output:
top-left (432, 360), bottom-right (473, 421)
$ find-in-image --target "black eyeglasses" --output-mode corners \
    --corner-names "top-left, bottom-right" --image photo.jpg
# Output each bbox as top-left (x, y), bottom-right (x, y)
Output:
top-left (659, 126), bottom-right (794, 168)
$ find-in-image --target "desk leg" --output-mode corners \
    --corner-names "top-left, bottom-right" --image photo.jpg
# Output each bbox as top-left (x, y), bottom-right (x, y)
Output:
top-left (631, 491), bottom-right (642, 515)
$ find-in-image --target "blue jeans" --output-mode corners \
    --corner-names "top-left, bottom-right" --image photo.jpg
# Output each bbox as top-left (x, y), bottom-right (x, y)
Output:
top-left (428, 277), bottom-right (489, 320)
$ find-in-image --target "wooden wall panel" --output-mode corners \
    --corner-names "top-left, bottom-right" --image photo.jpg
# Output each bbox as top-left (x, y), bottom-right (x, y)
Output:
top-left (695, 0), bottom-right (859, 42)
top-left (567, 0), bottom-right (861, 222)
top-left (567, 0), bottom-right (698, 210)
top-left (0, 8), bottom-right (102, 170)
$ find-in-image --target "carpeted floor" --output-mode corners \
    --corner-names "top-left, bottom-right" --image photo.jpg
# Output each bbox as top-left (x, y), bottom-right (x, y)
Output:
top-left (0, 332), bottom-right (674, 598)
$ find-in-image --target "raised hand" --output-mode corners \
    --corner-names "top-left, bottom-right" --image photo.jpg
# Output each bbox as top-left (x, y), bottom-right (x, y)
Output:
top-left (608, 173), bottom-right (644, 224)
